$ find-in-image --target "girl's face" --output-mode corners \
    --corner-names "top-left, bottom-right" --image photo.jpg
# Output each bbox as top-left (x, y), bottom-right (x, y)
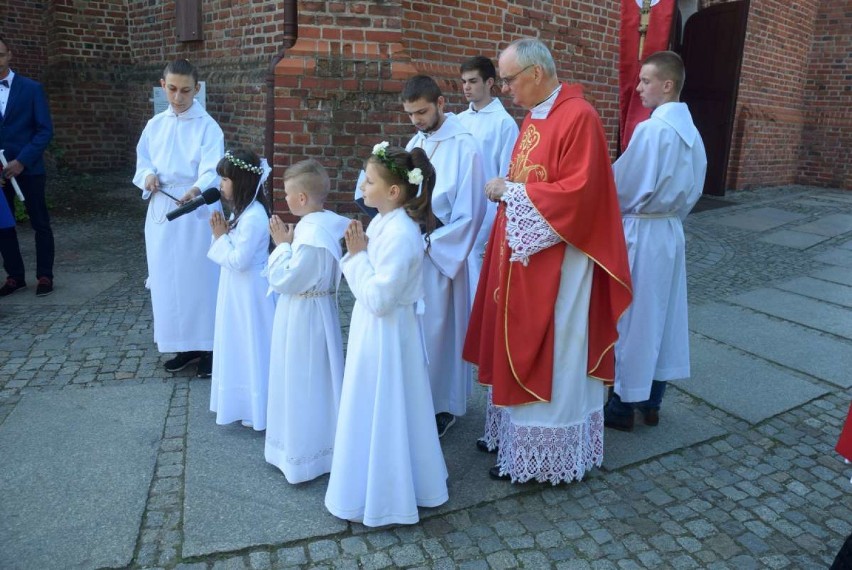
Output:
top-left (160, 73), bottom-right (199, 114)
top-left (220, 176), bottom-right (234, 202)
top-left (361, 161), bottom-right (400, 214)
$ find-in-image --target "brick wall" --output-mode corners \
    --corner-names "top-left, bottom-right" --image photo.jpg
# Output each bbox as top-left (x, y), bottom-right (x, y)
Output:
top-left (1, 1), bottom-right (48, 78)
top-left (700, 0), bottom-right (849, 191)
top-left (6, 1), bottom-right (848, 197)
top-left (798, 2), bottom-right (851, 188)
top-left (3, 1), bottom-right (282, 173)
top-left (271, 0), bottom-right (622, 216)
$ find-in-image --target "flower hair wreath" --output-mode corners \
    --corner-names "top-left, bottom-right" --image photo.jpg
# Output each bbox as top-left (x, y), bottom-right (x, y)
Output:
top-left (225, 150), bottom-right (264, 175)
top-left (372, 142), bottom-right (423, 185)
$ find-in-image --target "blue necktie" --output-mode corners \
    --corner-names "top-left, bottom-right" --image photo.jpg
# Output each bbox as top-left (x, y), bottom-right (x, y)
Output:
top-left (0, 79), bottom-right (8, 88)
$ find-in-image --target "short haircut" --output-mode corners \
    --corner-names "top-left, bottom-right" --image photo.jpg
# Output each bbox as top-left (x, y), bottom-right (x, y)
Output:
top-left (505, 38), bottom-right (557, 79)
top-left (163, 59), bottom-right (198, 83)
top-left (401, 75), bottom-right (442, 104)
top-left (460, 56), bottom-right (497, 82)
top-left (0, 36), bottom-right (9, 52)
top-left (643, 51), bottom-right (686, 94)
top-left (284, 159), bottom-right (330, 200)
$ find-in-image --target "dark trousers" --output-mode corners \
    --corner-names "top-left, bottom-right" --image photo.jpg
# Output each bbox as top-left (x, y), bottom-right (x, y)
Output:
top-left (0, 174), bottom-right (54, 281)
top-left (607, 380), bottom-right (668, 416)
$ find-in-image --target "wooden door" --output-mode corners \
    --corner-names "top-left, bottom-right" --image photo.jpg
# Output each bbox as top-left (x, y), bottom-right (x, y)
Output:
top-left (679, 0), bottom-right (750, 196)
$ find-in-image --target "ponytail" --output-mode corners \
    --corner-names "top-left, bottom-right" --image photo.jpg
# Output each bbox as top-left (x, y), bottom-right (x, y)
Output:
top-left (404, 147), bottom-right (438, 237)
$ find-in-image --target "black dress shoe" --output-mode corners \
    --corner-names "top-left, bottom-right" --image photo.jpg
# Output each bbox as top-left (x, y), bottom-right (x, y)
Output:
top-left (164, 351), bottom-right (204, 373)
top-left (476, 438), bottom-right (497, 454)
top-left (196, 352), bottom-right (213, 378)
top-left (489, 465), bottom-right (511, 481)
top-left (604, 408), bottom-right (634, 432)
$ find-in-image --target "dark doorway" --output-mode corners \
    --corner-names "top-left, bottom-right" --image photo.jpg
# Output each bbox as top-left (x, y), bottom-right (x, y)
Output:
top-left (678, 1), bottom-right (750, 196)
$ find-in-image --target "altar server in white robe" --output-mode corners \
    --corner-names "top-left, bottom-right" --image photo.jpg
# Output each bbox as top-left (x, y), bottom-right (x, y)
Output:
top-left (326, 144), bottom-right (448, 527)
top-left (133, 59), bottom-right (223, 378)
top-left (606, 51), bottom-right (707, 431)
top-left (264, 159), bottom-right (350, 483)
top-left (208, 150), bottom-right (275, 431)
top-left (457, 56), bottom-right (519, 298)
top-left (402, 75), bottom-right (486, 437)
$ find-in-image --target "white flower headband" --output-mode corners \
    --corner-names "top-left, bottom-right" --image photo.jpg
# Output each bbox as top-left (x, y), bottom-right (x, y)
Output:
top-left (372, 141), bottom-right (423, 185)
top-left (225, 150), bottom-right (265, 175)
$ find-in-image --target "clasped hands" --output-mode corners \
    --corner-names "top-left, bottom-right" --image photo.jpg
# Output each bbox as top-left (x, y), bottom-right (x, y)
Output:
top-left (269, 215), bottom-right (294, 246)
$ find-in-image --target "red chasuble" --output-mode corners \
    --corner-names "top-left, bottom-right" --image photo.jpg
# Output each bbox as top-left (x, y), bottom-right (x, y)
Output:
top-left (463, 84), bottom-right (633, 407)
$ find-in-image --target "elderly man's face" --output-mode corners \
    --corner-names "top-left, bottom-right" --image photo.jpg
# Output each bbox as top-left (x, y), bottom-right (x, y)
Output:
top-left (498, 48), bottom-right (538, 109)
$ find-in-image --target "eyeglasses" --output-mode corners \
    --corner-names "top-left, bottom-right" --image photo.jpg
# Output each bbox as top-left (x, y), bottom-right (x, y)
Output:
top-left (498, 64), bottom-right (535, 87)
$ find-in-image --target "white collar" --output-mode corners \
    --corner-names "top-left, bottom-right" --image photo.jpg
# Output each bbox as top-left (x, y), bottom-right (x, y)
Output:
top-left (0, 70), bottom-right (15, 87)
top-left (530, 85), bottom-right (562, 120)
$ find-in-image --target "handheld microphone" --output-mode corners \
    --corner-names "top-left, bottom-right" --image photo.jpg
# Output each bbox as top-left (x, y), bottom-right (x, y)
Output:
top-left (166, 188), bottom-right (221, 221)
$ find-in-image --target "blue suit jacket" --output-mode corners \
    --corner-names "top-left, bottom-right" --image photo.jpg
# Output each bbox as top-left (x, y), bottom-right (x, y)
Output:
top-left (0, 73), bottom-right (54, 176)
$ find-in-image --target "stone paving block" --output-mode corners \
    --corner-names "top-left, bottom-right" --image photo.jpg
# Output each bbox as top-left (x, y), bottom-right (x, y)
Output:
top-left (182, 381), bottom-right (347, 557)
top-left (810, 265), bottom-right (852, 286)
top-left (0, 383), bottom-right (171, 570)
top-left (728, 287), bottom-right (852, 340)
top-left (682, 337), bottom-right (831, 424)
top-left (689, 303), bottom-right (852, 388)
top-left (759, 230), bottom-right (827, 249)
top-left (774, 276), bottom-right (852, 308)
top-left (602, 390), bottom-right (726, 470)
top-left (814, 248), bottom-right (852, 268)
top-left (790, 213), bottom-right (852, 237)
top-left (711, 207), bottom-right (807, 231)
top-left (0, 271), bottom-right (125, 306)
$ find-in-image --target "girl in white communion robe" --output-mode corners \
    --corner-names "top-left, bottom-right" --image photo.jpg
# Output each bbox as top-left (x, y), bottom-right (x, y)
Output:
top-left (325, 143), bottom-right (448, 527)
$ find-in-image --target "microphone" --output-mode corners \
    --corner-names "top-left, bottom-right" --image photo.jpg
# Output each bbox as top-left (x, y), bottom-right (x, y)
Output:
top-left (166, 188), bottom-right (221, 221)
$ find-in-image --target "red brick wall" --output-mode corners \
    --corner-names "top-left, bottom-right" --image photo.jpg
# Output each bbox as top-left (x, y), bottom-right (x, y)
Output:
top-left (798, 2), bottom-right (851, 188)
top-left (7, 1), bottom-right (848, 194)
top-left (700, 0), bottom-right (849, 191)
top-left (0, 2), bottom-right (48, 78)
top-left (7, 1), bottom-right (283, 172)
top-left (271, 0), bottom-right (622, 216)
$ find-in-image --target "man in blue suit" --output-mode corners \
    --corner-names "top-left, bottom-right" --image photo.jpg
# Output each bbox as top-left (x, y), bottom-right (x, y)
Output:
top-left (0, 35), bottom-right (55, 296)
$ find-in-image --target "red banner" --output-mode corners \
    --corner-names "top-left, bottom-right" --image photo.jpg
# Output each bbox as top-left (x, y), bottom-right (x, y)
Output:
top-left (619, 0), bottom-right (677, 152)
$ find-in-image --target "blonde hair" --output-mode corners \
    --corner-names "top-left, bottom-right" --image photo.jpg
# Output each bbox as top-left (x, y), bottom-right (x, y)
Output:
top-left (284, 159), bottom-right (330, 201)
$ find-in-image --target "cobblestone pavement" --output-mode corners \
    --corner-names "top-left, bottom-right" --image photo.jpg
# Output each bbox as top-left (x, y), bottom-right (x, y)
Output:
top-left (1, 175), bottom-right (850, 569)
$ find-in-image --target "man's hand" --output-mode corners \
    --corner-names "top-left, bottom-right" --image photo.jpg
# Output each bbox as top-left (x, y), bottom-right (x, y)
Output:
top-left (144, 174), bottom-right (160, 194)
top-left (344, 219), bottom-right (367, 255)
top-left (3, 160), bottom-right (24, 179)
top-left (269, 215), bottom-right (294, 246)
top-left (210, 211), bottom-right (229, 239)
top-left (485, 177), bottom-right (508, 202)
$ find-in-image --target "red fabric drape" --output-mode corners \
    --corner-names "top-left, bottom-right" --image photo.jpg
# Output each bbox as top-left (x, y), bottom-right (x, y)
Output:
top-left (619, 0), bottom-right (677, 151)
top-left (837, 402), bottom-right (852, 461)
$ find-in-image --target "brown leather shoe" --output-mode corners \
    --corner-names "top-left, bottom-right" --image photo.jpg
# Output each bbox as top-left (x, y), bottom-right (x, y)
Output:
top-left (642, 408), bottom-right (660, 426)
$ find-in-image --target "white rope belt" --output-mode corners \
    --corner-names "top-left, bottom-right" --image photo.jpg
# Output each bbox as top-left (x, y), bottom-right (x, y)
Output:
top-left (623, 212), bottom-right (677, 219)
top-left (299, 289), bottom-right (335, 299)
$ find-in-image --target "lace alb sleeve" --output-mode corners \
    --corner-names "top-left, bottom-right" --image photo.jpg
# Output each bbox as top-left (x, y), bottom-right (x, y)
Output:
top-left (503, 182), bottom-right (561, 265)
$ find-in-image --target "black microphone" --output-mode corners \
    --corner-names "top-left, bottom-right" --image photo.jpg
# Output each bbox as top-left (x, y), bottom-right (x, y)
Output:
top-left (166, 188), bottom-right (221, 221)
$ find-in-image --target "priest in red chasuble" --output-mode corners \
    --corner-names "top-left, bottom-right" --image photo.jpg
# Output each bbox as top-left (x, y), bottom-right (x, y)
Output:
top-left (463, 38), bottom-right (633, 485)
